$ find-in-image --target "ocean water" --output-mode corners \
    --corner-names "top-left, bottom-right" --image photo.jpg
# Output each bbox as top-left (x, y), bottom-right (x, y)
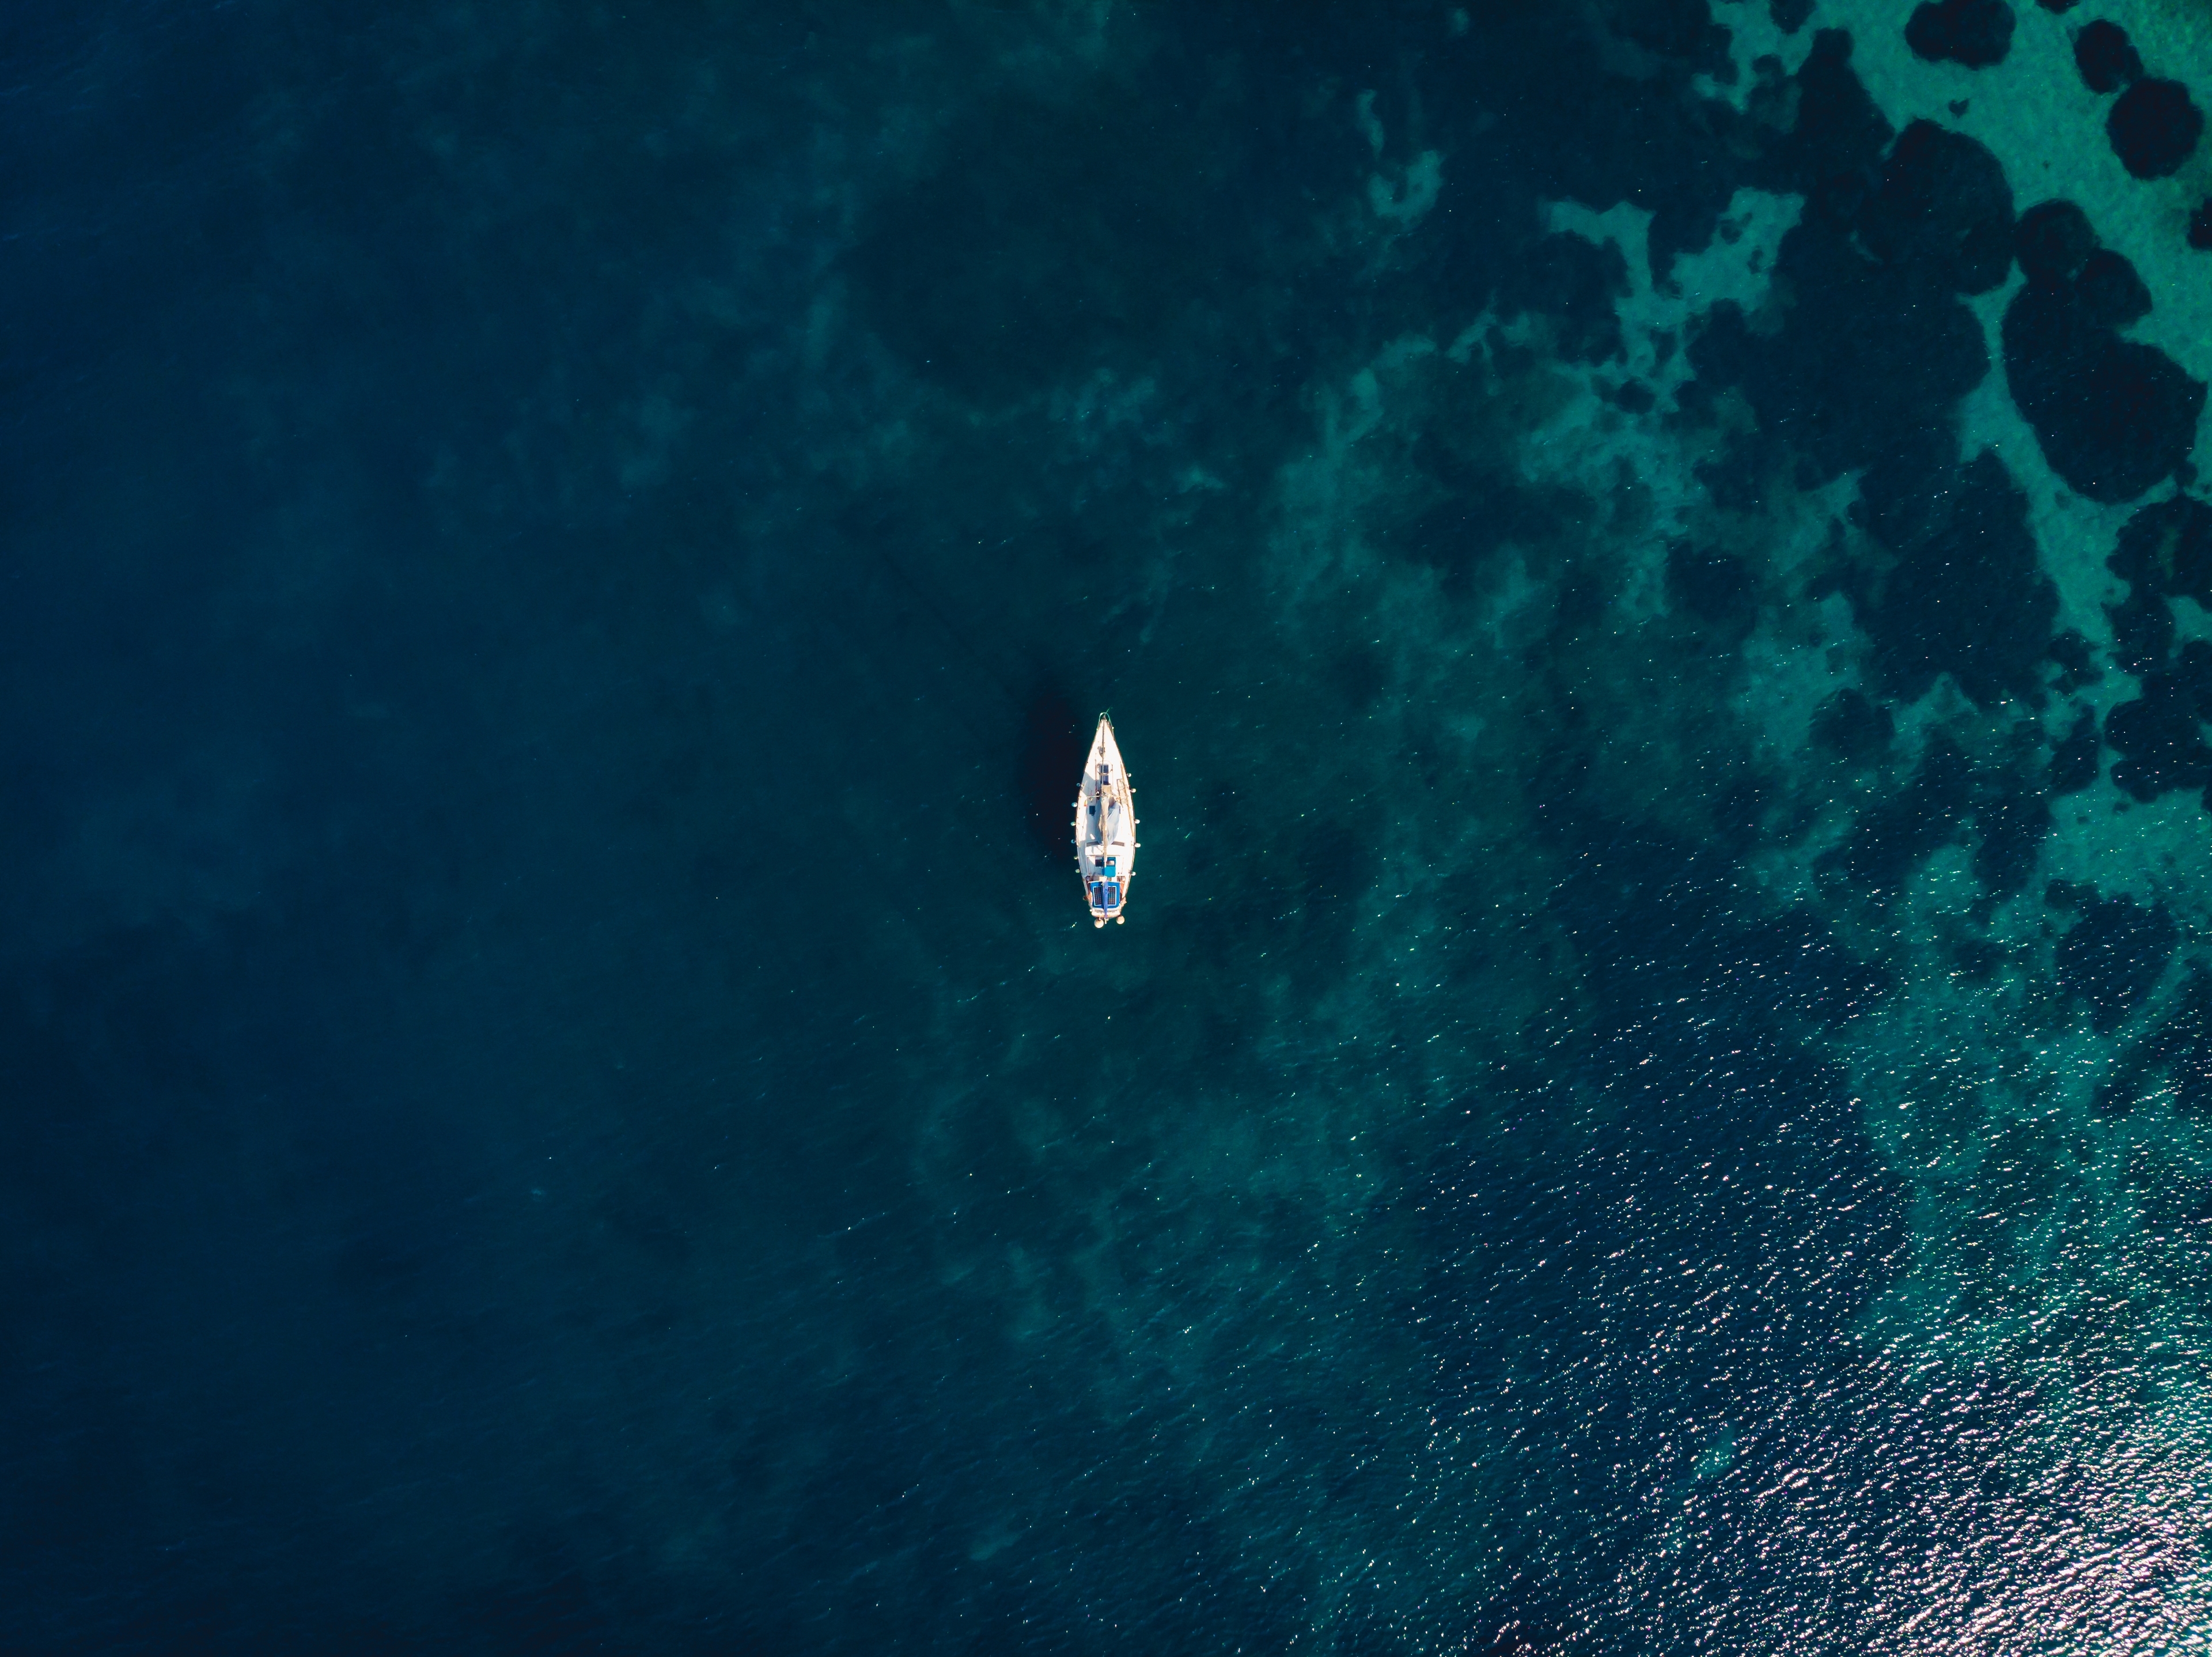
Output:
top-left (10, 0), bottom-right (2212, 1650)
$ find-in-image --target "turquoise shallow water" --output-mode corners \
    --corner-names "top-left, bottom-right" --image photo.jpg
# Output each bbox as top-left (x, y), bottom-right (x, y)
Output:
top-left (8, 0), bottom-right (2212, 1650)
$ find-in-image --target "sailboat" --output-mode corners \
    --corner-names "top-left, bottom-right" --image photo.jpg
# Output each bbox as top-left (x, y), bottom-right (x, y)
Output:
top-left (1074, 715), bottom-right (1137, 927)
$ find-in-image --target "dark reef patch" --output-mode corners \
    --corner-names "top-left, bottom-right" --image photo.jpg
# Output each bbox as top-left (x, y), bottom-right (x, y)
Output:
top-left (1906, 0), bottom-right (2016, 68)
top-left (1770, 0), bottom-right (1815, 31)
top-left (1693, 44), bottom-right (2029, 584)
top-left (1496, 234), bottom-right (1630, 364)
top-left (1822, 737), bottom-right (1974, 892)
top-left (2178, 640), bottom-right (2212, 714)
top-left (2050, 709), bottom-right (2103, 793)
top-left (2047, 628), bottom-right (2100, 694)
top-left (1396, 454), bottom-right (1582, 594)
top-left (2003, 214), bottom-right (2205, 502)
top-left (1423, 2), bottom-right (1770, 292)
top-left (1973, 774), bottom-right (2052, 898)
top-left (1857, 120), bottom-right (2014, 294)
top-left (1821, 736), bottom-right (2051, 900)
top-left (1813, 688), bottom-right (1895, 763)
top-left (1862, 452), bottom-right (2056, 710)
top-left (2107, 585), bottom-right (2175, 678)
top-left (2099, 500), bottom-right (2212, 780)
top-left (2191, 200), bottom-right (2212, 251)
top-left (1688, 217), bottom-right (1985, 490)
top-left (2108, 494), bottom-right (2212, 606)
top-left (1697, 101), bottom-right (2065, 717)
top-left (2101, 967), bottom-right (2212, 1116)
top-left (2104, 673), bottom-right (2212, 800)
top-left (2073, 21), bottom-right (2142, 95)
top-left (1667, 543), bottom-right (1757, 631)
top-left (1609, 0), bottom-right (1735, 78)
top-left (2074, 248), bottom-right (2152, 328)
top-left (1691, 429), bottom-right (1783, 515)
top-left (1950, 935), bottom-right (2004, 980)
top-left (2058, 895), bottom-right (2178, 1032)
top-left (2108, 78), bottom-right (2204, 180)
top-left (2014, 200), bottom-right (2096, 287)
top-left (1767, 29), bottom-right (1895, 195)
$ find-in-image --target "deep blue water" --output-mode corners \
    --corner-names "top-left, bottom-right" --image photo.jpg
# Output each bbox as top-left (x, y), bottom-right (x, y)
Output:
top-left (9, 1), bottom-right (2212, 1651)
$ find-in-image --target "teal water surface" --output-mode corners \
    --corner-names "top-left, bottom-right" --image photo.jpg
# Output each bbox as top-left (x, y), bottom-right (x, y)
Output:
top-left (7, 1), bottom-right (2212, 1651)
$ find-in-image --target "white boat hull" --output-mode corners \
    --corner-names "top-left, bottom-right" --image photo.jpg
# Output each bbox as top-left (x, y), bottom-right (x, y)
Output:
top-left (1074, 715), bottom-right (1136, 927)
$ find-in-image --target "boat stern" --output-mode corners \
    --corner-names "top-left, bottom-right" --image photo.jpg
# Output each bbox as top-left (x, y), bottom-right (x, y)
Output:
top-left (1085, 858), bottom-right (1127, 926)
